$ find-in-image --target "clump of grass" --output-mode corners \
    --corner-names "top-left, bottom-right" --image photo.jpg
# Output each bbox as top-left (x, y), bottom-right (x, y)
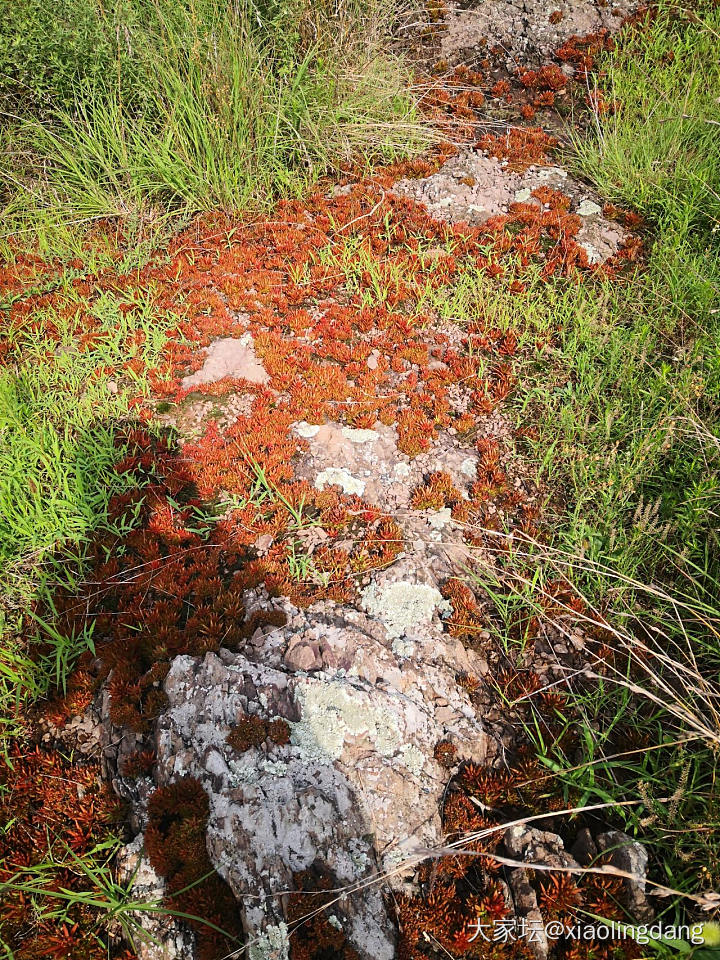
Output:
top-left (0, 288), bottom-right (174, 593)
top-left (0, 0), bottom-right (422, 239)
top-left (577, 2), bottom-right (720, 255)
top-left (0, 287), bottom-right (179, 745)
top-left (560, 0), bottom-right (720, 579)
top-left (506, 0), bottom-right (720, 586)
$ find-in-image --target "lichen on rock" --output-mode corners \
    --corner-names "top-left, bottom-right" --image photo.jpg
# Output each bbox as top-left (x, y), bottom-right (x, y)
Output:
top-left (314, 466), bottom-right (366, 496)
top-left (247, 923), bottom-right (290, 960)
top-left (361, 579), bottom-right (452, 639)
top-left (291, 676), bottom-right (403, 761)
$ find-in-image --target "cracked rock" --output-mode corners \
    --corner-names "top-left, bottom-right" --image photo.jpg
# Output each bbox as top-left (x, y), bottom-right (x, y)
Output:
top-left (137, 573), bottom-right (494, 957)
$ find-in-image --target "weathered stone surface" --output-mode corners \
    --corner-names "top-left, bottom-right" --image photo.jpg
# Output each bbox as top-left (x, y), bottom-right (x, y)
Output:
top-left (596, 829), bottom-right (653, 922)
top-left (505, 824), bottom-right (579, 870)
top-left (292, 418), bottom-right (487, 513)
top-left (135, 558), bottom-right (492, 957)
top-left (394, 153), bottom-right (627, 265)
top-left (182, 334), bottom-right (269, 389)
top-left (509, 868), bottom-right (549, 960)
top-left (395, 152), bottom-right (522, 226)
top-left (438, 0), bottom-right (637, 67)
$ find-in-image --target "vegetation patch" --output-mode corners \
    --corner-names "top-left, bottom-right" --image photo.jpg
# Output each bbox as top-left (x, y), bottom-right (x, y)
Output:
top-left (0, 0), bottom-right (421, 242)
top-left (1, 0), bottom-right (719, 957)
top-left (144, 776), bottom-right (243, 960)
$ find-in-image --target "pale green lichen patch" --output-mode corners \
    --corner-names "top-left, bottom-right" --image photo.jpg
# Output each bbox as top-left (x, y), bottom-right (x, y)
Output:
top-left (577, 198), bottom-right (602, 216)
top-left (341, 426), bottom-right (378, 443)
top-left (315, 467), bottom-right (366, 496)
top-left (361, 580), bottom-right (452, 638)
top-left (400, 743), bottom-right (426, 777)
top-left (291, 678), bottom-right (402, 761)
top-left (290, 677), bottom-right (430, 777)
top-left (228, 756), bottom-right (290, 786)
top-left (391, 637), bottom-right (416, 659)
top-left (248, 922), bottom-right (290, 960)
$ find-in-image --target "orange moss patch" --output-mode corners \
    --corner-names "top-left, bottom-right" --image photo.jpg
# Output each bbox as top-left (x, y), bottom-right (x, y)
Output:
top-left (287, 867), bottom-right (362, 960)
top-left (226, 713), bottom-right (291, 752)
top-left (411, 471), bottom-right (465, 511)
top-left (0, 744), bottom-right (133, 960)
top-left (434, 739), bottom-right (458, 768)
top-left (396, 752), bottom-right (640, 960)
top-left (556, 29), bottom-right (615, 78)
top-left (476, 127), bottom-right (560, 172)
top-left (517, 65), bottom-right (568, 92)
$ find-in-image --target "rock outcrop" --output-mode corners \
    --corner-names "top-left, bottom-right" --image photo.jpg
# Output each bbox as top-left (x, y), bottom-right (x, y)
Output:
top-left (113, 548), bottom-right (494, 957)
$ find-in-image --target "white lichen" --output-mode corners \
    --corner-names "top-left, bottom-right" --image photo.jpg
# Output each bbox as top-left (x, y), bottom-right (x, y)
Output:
top-left (400, 743), bottom-right (426, 777)
top-left (391, 637), bottom-right (416, 659)
top-left (248, 922), bottom-right (290, 960)
top-left (382, 847), bottom-right (408, 872)
top-left (315, 467), bottom-right (366, 496)
top-left (393, 462), bottom-right (411, 479)
top-left (291, 679), bottom-right (402, 761)
top-left (513, 187), bottom-right (532, 203)
top-left (341, 426), bottom-right (378, 444)
top-left (228, 756), bottom-right (289, 786)
top-left (294, 421), bottom-right (321, 439)
top-left (579, 241), bottom-right (602, 264)
top-left (577, 198), bottom-right (602, 217)
top-left (460, 457), bottom-right (477, 478)
top-left (536, 166), bottom-right (567, 181)
top-left (361, 580), bottom-right (452, 638)
top-left (347, 837), bottom-right (372, 873)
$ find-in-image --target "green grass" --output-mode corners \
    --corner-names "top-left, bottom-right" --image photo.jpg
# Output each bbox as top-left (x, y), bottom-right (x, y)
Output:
top-left (0, 0), bottom-right (422, 242)
top-left (0, 837), bottom-right (159, 952)
top-left (1, 288), bottom-right (175, 593)
top-left (0, 285), bottom-right (175, 948)
top-left (476, 0), bottom-right (720, 587)
top-left (560, 0), bottom-right (720, 579)
top-left (577, 4), bottom-right (720, 256)
top-left (0, 286), bottom-right (181, 746)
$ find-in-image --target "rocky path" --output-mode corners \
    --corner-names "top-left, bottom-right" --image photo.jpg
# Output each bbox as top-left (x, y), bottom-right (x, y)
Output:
top-left (22, 3), bottom-right (653, 959)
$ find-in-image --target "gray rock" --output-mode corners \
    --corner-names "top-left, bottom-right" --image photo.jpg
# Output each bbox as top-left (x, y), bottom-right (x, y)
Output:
top-left (143, 573), bottom-right (493, 958)
top-left (437, 0), bottom-right (637, 68)
top-left (394, 156), bottom-right (627, 266)
top-left (504, 824), bottom-right (579, 870)
top-left (570, 826), bottom-right (598, 866)
top-left (596, 829), bottom-right (653, 922)
top-left (509, 868), bottom-right (549, 960)
top-left (182, 334), bottom-right (269, 389)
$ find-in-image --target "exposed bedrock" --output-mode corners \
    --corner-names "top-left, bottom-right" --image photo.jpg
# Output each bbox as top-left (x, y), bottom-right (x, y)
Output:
top-left (107, 550), bottom-right (494, 958)
top-left (150, 554), bottom-right (493, 956)
top-left (438, 0), bottom-right (637, 68)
